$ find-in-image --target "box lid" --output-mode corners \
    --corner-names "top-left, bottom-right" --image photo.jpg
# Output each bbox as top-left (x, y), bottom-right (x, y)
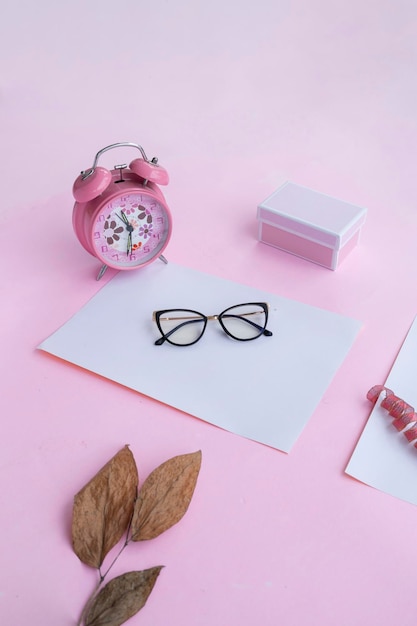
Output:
top-left (258, 182), bottom-right (367, 249)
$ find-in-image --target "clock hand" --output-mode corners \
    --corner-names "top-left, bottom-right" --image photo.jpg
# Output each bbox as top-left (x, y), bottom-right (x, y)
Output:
top-left (127, 230), bottom-right (133, 256)
top-left (116, 212), bottom-right (130, 226)
top-left (116, 213), bottom-right (134, 255)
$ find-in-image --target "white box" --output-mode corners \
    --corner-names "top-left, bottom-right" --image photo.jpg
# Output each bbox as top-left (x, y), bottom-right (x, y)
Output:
top-left (257, 182), bottom-right (367, 270)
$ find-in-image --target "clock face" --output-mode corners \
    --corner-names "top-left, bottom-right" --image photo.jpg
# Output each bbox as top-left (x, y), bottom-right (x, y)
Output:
top-left (92, 191), bottom-right (171, 268)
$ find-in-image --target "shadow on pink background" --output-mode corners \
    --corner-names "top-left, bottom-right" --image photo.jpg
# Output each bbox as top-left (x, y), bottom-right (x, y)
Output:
top-left (2, 1), bottom-right (417, 624)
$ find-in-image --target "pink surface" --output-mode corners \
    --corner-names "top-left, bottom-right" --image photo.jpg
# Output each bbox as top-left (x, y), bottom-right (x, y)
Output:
top-left (2, 2), bottom-right (417, 625)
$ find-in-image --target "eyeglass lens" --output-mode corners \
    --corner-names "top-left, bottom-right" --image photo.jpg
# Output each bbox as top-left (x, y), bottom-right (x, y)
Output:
top-left (157, 310), bottom-right (206, 345)
top-left (219, 303), bottom-right (267, 340)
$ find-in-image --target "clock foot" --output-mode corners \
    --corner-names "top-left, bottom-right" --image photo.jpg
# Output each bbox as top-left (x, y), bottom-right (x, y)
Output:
top-left (159, 254), bottom-right (168, 265)
top-left (96, 264), bottom-right (108, 280)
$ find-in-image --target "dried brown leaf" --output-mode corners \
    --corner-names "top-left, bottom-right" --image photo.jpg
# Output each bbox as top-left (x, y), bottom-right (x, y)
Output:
top-left (72, 445), bottom-right (138, 568)
top-left (131, 450), bottom-right (202, 542)
top-left (85, 568), bottom-right (163, 626)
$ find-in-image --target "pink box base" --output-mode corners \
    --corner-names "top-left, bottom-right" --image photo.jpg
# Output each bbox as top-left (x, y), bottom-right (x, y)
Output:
top-left (259, 222), bottom-right (362, 270)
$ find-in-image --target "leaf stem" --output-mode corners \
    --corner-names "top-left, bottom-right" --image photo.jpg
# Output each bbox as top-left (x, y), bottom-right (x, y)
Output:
top-left (99, 540), bottom-right (129, 581)
top-left (99, 504), bottom-right (136, 581)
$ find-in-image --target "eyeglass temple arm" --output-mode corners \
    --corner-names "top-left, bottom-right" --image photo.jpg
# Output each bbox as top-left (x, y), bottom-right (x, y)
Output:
top-left (154, 313), bottom-right (204, 322)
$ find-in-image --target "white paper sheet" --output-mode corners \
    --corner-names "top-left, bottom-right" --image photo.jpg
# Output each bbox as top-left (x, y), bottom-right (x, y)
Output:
top-left (38, 262), bottom-right (361, 452)
top-left (346, 316), bottom-right (417, 504)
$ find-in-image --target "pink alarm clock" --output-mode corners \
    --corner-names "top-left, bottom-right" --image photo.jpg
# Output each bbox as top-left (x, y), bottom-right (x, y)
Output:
top-left (72, 142), bottom-right (172, 280)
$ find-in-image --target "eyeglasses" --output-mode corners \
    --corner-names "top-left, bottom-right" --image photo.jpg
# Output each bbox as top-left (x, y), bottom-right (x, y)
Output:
top-left (152, 302), bottom-right (273, 346)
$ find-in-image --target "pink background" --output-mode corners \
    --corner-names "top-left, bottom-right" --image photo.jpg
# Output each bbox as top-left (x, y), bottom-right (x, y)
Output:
top-left (2, 1), bottom-right (417, 624)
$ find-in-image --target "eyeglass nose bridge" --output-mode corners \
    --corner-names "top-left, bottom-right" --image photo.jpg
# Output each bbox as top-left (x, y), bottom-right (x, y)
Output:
top-left (207, 314), bottom-right (219, 321)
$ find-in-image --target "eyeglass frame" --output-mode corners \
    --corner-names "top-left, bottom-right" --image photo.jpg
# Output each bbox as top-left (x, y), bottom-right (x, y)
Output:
top-left (152, 302), bottom-right (273, 346)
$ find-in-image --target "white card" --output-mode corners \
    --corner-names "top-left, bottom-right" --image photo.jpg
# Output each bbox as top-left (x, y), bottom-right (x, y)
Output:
top-left (39, 262), bottom-right (361, 452)
top-left (346, 316), bottom-right (417, 505)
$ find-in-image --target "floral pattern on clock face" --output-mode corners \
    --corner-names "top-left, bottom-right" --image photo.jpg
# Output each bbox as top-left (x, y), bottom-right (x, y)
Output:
top-left (93, 192), bottom-right (170, 267)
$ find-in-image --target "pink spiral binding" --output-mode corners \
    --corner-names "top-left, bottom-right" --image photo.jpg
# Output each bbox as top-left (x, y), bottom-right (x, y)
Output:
top-left (367, 385), bottom-right (417, 447)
